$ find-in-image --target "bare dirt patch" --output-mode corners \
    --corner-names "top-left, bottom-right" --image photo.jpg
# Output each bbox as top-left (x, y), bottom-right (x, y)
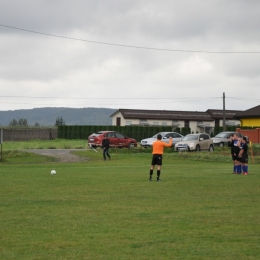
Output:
top-left (26, 149), bottom-right (89, 163)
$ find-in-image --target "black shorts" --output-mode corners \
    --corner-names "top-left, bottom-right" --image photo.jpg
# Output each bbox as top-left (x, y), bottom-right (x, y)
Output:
top-left (151, 154), bottom-right (162, 166)
top-left (231, 154), bottom-right (236, 161)
top-left (233, 147), bottom-right (240, 161)
top-left (241, 153), bottom-right (248, 164)
top-left (235, 155), bottom-right (241, 162)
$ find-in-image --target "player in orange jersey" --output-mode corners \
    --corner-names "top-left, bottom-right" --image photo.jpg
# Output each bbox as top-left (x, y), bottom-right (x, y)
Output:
top-left (149, 134), bottom-right (172, 182)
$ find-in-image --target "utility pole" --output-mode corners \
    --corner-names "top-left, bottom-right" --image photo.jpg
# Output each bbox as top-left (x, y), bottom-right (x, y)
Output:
top-left (0, 129), bottom-right (3, 162)
top-left (223, 92), bottom-right (226, 131)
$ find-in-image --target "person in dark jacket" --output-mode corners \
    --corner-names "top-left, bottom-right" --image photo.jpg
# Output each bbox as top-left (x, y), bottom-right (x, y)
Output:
top-left (228, 134), bottom-right (236, 174)
top-left (102, 137), bottom-right (111, 161)
top-left (239, 137), bottom-right (249, 175)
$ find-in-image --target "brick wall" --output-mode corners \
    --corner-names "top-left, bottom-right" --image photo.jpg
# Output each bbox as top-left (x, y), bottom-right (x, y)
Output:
top-left (2, 128), bottom-right (58, 141)
top-left (236, 128), bottom-right (260, 144)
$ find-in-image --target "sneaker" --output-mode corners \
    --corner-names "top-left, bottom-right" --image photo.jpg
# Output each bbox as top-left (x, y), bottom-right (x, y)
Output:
top-left (157, 178), bottom-right (161, 182)
top-left (243, 172), bottom-right (248, 175)
top-left (149, 177), bottom-right (152, 181)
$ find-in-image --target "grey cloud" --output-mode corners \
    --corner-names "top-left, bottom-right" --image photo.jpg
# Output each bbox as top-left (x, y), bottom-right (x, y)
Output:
top-left (0, 0), bottom-right (260, 112)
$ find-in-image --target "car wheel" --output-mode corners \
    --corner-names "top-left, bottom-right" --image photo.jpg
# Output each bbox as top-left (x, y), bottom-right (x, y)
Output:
top-left (196, 145), bottom-right (200, 151)
top-left (209, 145), bottom-right (214, 152)
top-left (219, 142), bottom-right (224, 147)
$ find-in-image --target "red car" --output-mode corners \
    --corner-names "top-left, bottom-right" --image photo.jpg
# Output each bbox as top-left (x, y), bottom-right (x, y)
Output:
top-left (88, 131), bottom-right (137, 148)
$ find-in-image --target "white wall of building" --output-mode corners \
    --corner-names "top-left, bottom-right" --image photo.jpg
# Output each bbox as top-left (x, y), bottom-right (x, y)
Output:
top-left (219, 119), bottom-right (240, 126)
top-left (111, 112), bottom-right (236, 134)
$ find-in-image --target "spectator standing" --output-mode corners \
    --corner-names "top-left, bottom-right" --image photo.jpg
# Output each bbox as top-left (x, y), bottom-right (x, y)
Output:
top-left (102, 136), bottom-right (111, 161)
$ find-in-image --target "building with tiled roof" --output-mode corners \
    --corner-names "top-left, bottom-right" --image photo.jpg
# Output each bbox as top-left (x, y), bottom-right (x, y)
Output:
top-left (110, 108), bottom-right (241, 134)
top-left (234, 105), bottom-right (260, 127)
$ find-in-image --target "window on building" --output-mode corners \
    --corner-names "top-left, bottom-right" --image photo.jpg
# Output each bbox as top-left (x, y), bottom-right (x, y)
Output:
top-left (116, 117), bottom-right (121, 126)
top-left (162, 122), bottom-right (167, 126)
top-left (126, 121), bottom-right (132, 125)
top-left (153, 122), bottom-right (159, 125)
top-left (184, 120), bottom-right (189, 128)
top-left (215, 119), bottom-right (220, 127)
top-left (140, 119), bottom-right (149, 125)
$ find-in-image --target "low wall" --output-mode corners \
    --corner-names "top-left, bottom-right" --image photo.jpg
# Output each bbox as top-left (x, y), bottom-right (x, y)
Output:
top-left (2, 128), bottom-right (58, 141)
top-left (236, 128), bottom-right (260, 144)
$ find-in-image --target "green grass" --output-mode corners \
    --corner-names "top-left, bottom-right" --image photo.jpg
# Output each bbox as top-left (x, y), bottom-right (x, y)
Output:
top-left (2, 139), bottom-right (260, 163)
top-left (0, 149), bottom-right (260, 260)
top-left (2, 139), bottom-right (88, 150)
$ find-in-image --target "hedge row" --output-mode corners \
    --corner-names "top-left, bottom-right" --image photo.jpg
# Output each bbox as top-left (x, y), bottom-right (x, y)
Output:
top-left (58, 125), bottom-right (177, 141)
top-left (213, 126), bottom-right (260, 136)
top-left (58, 125), bottom-right (259, 142)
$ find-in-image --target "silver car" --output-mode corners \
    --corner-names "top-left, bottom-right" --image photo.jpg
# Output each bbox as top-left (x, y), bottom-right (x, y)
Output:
top-left (140, 132), bottom-right (183, 148)
top-left (211, 132), bottom-right (243, 147)
top-left (175, 133), bottom-right (214, 152)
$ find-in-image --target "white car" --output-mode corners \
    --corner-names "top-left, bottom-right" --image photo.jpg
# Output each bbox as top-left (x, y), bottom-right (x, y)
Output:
top-left (140, 132), bottom-right (183, 148)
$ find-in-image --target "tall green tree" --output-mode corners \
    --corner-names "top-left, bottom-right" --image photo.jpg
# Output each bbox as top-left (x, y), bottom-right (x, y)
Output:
top-left (18, 118), bottom-right (28, 127)
top-left (9, 118), bottom-right (28, 127)
top-left (55, 117), bottom-right (66, 126)
top-left (9, 119), bottom-right (18, 127)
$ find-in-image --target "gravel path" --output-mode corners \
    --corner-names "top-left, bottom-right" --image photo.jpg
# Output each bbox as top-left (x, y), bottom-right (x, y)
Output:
top-left (25, 149), bottom-right (91, 163)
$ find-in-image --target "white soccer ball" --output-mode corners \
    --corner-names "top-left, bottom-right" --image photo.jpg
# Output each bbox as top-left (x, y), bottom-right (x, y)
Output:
top-left (51, 170), bottom-right (56, 175)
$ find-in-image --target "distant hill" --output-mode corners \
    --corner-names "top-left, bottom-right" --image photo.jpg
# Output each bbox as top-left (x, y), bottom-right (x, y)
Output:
top-left (0, 107), bottom-right (117, 126)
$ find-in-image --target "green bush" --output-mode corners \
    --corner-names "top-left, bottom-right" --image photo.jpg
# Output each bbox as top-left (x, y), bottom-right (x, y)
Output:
top-left (252, 144), bottom-right (260, 156)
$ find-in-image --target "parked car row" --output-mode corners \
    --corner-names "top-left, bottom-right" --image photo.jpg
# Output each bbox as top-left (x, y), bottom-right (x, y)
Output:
top-left (87, 130), bottom-right (246, 152)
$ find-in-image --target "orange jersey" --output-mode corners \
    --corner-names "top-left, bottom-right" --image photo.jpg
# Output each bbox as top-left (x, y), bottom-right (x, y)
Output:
top-left (152, 139), bottom-right (172, 154)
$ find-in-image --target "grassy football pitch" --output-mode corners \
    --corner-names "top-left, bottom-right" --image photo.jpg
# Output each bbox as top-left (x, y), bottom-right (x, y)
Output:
top-left (0, 150), bottom-right (260, 259)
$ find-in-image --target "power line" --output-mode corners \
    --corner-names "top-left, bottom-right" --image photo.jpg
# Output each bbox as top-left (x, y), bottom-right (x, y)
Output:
top-left (1, 97), bottom-right (259, 107)
top-left (1, 95), bottom-right (260, 101)
top-left (0, 98), bottom-right (219, 107)
top-left (1, 24), bottom-right (260, 54)
top-left (0, 97), bottom-right (221, 107)
top-left (227, 97), bottom-right (260, 101)
top-left (0, 95), bottom-right (220, 100)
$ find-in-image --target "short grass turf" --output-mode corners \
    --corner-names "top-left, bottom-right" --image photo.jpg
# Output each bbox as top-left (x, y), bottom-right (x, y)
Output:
top-left (0, 152), bottom-right (260, 260)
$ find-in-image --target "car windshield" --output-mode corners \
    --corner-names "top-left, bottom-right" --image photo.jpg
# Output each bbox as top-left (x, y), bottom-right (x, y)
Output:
top-left (182, 135), bottom-right (199, 141)
top-left (214, 133), bottom-right (228, 138)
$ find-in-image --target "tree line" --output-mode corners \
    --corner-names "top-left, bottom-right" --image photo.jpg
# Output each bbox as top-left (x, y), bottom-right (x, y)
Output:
top-left (8, 117), bottom-right (66, 127)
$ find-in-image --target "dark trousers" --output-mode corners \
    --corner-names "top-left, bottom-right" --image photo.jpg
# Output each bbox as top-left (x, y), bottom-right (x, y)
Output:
top-left (103, 148), bottom-right (110, 160)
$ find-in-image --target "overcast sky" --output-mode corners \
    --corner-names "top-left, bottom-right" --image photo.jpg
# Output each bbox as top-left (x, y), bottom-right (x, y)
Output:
top-left (1, 0), bottom-right (260, 112)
